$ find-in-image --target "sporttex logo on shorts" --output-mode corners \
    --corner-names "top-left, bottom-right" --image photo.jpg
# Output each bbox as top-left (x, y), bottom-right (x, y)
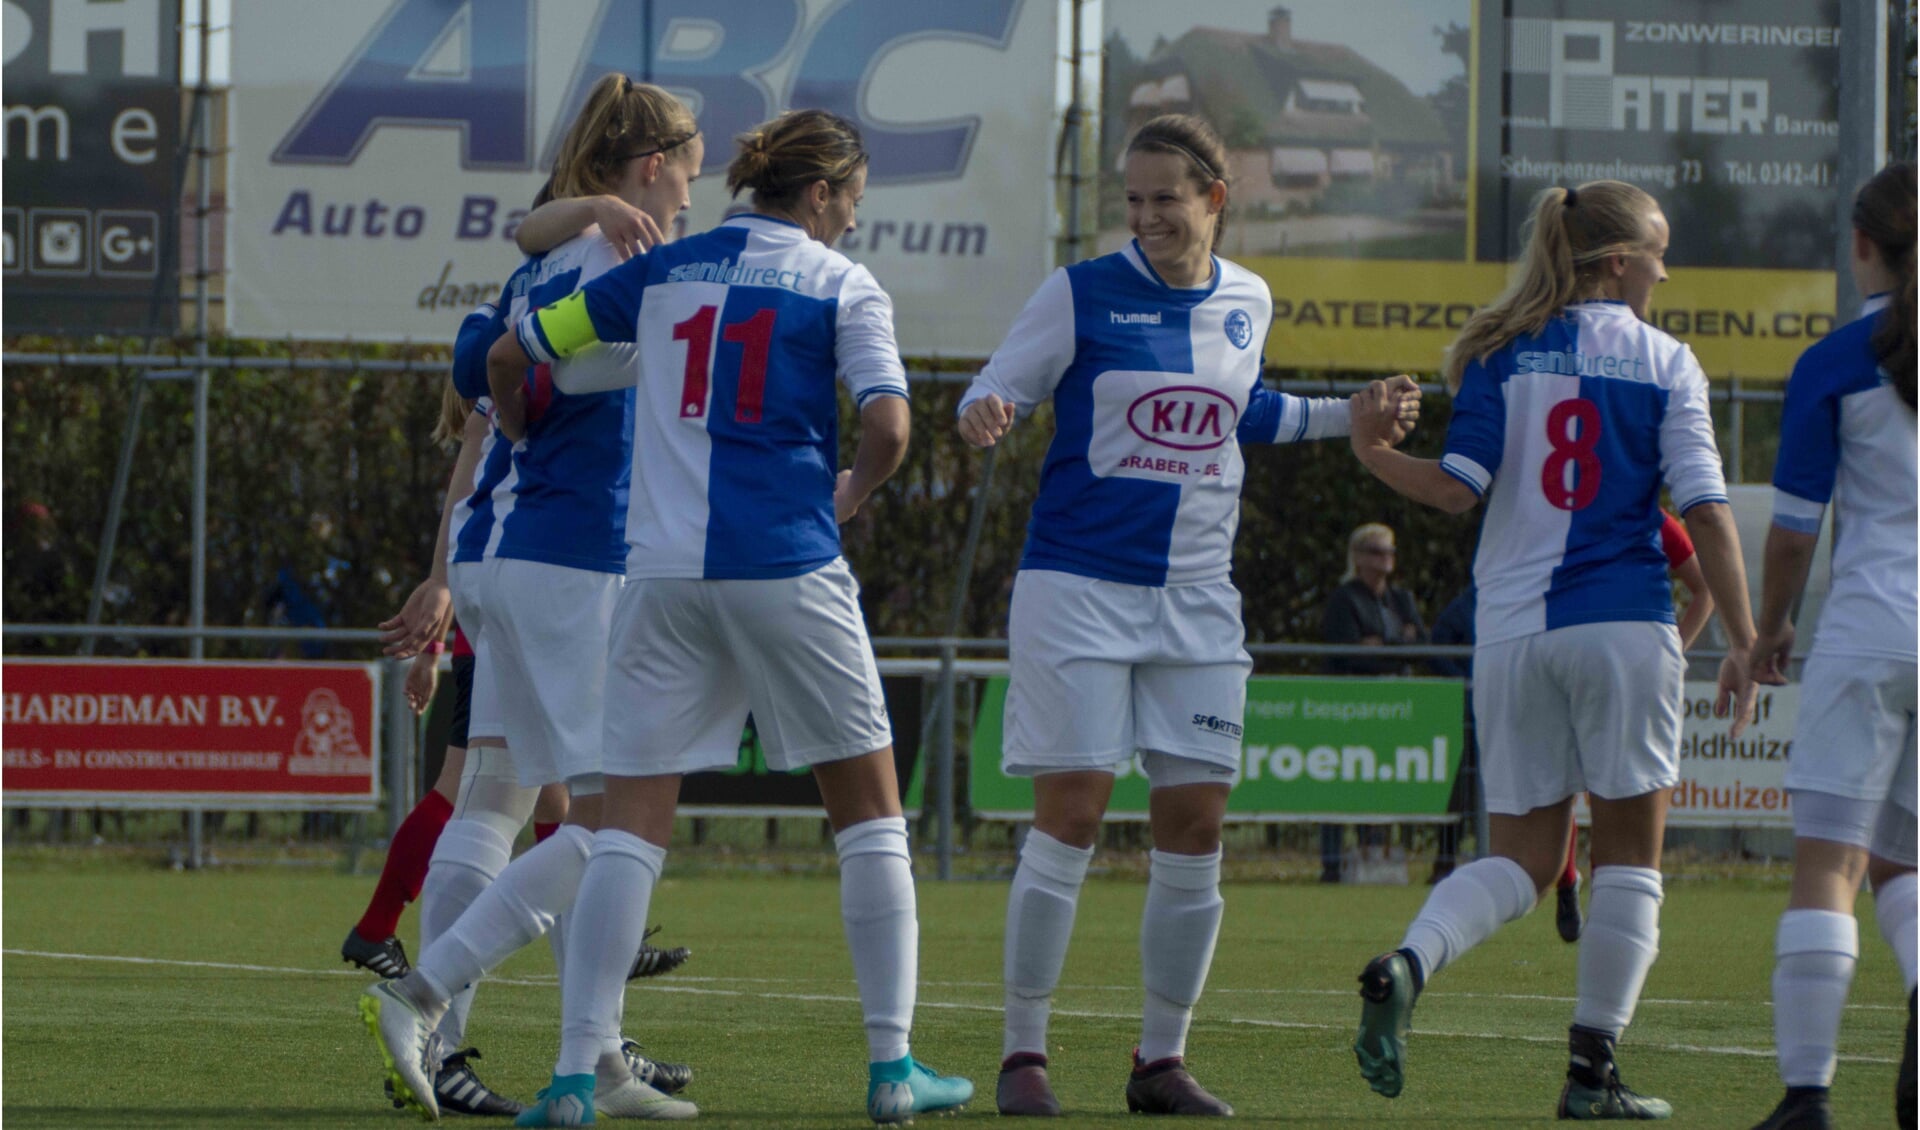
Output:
top-left (1192, 713), bottom-right (1243, 739)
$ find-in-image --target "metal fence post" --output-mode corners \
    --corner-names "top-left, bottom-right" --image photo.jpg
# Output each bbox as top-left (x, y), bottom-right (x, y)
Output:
top-left (933, 640), bottom-right (957, 881)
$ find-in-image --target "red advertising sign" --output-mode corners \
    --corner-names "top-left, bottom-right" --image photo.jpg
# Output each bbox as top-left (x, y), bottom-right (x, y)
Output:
top-left (1, 659), bottom-right (381, 808)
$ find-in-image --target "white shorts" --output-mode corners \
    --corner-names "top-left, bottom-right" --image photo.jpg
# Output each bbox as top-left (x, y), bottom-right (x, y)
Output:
top-left (1474, 620), bottom-right (1683, 815)
top-left (473, 557), bottom-right (621, 788)
top-left (601, 557), bottom-right (892, 777)
top-left (448, 562), bottom-right (504, 743)
top-left (1002, 569), bottom-right (1252, 778)
top-left (1785, 655), bottom-right (1917, 862)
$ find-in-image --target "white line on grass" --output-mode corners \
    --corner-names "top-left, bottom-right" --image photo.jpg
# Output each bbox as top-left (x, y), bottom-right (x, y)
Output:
top-left (4, 948), bottom-right (1898, 1065)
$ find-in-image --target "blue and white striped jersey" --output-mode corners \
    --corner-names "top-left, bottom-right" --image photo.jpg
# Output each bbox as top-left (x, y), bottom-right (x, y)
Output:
top-left (448, 395), bottom-right (508, 566)
top-left (1440, 300), bottom-right (1727, 645)
top-left (1771, 294), bottom-right (1916, 661)
top-left (958, 242), bottom-right (1349, 588)
top-left (515, 214), bottom-right (909, 580)
top-left (448, 231), bottom-right (635, 574)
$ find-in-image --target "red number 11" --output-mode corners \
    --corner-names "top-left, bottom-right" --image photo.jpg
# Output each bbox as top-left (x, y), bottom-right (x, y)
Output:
top-left (673, 306), bottom-right (777, 423)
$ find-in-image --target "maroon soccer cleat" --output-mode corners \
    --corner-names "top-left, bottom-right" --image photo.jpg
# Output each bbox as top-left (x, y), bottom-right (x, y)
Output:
top-left (996, 1052), bottom-right (1062, 1116)
top-left (1124, 1050), bottom-right (1233, 1116)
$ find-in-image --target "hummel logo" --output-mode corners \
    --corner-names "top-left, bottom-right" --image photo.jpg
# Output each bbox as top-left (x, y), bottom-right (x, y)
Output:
top-left (1110, 311), bottom-right (1162, 325)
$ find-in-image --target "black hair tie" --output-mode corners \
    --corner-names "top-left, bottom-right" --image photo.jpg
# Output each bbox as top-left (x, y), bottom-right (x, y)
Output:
top-left (1564, 187), bottom-right (1579, 208)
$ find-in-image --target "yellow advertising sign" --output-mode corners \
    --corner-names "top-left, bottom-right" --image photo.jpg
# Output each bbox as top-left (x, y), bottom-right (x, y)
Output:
top-left (1247, 257), bottom-right (1836, 380)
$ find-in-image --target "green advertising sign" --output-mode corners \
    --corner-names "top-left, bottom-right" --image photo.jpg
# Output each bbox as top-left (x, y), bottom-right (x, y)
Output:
top-left (969, 676), bottom-right (1465, 821)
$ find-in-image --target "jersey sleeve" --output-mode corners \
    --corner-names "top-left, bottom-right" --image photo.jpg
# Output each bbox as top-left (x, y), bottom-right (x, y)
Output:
top-left (450, 285), bottom-right (510, 400)
top-left (958, 268), bottom-right (1075, 416)
top-left (1769, 346), bottom-right (1841, 533)
top-left (834, 264), bottom-right (909, 407)
top-left (517, 252), bottom-right (651, 363)
top-left (1658, 510), bottom-right (1695, 568)
top-left (1658, 345), bottom-right (1729, 515)
top-left (1439, 358), bottom-right (1505, 496)
top-left (1237, 380), bottom-right (1352, 444)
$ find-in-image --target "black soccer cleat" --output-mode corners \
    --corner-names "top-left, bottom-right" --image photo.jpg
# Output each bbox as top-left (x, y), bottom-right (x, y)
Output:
top-left (623, 1039), bottom-right (694, 1095)
top-left (1557, 883), bottom-right (1585, 943)
top-left (1747, 1087), bottom-right (1831, 1130)
top-left (1124, 1051), bottom-right (1233, 1116)
top-left (627, 924), bottom-right (692, 980)
top-left (341, 927), bottom-right (411, 978)
top-left (383, 1048), bottom-right (525, 1117)
top-left (1558, 1026), bottom-right (1670, 1120)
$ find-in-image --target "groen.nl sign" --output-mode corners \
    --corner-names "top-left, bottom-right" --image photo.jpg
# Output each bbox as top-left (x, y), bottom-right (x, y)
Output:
top-left (969, 676), bottom-right (1465, 820)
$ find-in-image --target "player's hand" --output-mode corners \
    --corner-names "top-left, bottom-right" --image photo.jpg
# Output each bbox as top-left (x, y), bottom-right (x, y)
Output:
top-left (378, 578), bottom-right (452, 658)
top-left (1714, 644), bottom-right (1760, 739)
top-left (958, 393), bottom-right (1017, 448)
top-left (404, 651), bottom-right (439, 714)
top-left (833, 469), bottom-right (864, 524)
top-left (1380, 374), bottom-right (1422, 445)
top-left (1348, 379), bottom-right (1408, 452)
top-left (589, 195), bottom-right (668, 260)
top-left (1751, 623), bottom-right (1794, 686)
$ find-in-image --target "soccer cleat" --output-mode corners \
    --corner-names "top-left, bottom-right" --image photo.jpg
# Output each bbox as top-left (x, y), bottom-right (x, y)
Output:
top-left (621, 1039), bottom-right (694, 1096)
top-left (1556, 884), bottom-right (1584, 943)
top-left (867, 1055), bottom-right (974, 1124)
top-left (360, 980), bottom-right (441, 1121)
top-left (1558, 1027), bottom-right (1670, 1121)
top-left (516, 1074), bottom-right (597, 1127)
top-left (1354, 950), bottom-right (1417, 1098)
top-left (437, 1048), bottom-right (526, 1117)
top-left (1898, 988), bottom-right (1917, 1130)
top-left (343, 927), bottom-right (412, 978)
top-left (995, 1052), bottom-right (1061, 1116)
top-left (1747, 1088), bottom-right (1831, 1130)
top-left (627, 925), bottom-right (692, 980)
top-left (1124, 1051), bottom-right (1233, 1116)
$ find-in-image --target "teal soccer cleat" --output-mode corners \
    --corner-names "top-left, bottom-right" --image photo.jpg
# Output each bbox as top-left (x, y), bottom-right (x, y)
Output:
top-left (516, 1074), bottom-right (597, 1127)
top-left (1354, 950), bottom-right (1417, 1099)
top-left (867, 1055), bottom-right (973, 1124)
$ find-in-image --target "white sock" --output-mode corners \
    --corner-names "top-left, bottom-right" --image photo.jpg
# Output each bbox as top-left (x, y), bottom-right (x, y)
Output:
top-left (1875, 872), bottom-right (1919, 992)
top-left (1138, 848), bottom-right (1224, 1063)
top-left (414, 819), bottom-right (512, 1040)
top-left (1773, 909), bottom-right (1859, 1088)
top-left (557, 829), bottom-right (664, 1077)
top-left (1572, 866), bottom-right (1663, 1034)
top-left (1003, 830), bottom-right (1094, 1059)
top-left (415, 824), bottom-right (593, 1004)
top-left (1399, 855), bottom-right (1536, 982)
top-left (836, 817), bottom-right (918, 1064)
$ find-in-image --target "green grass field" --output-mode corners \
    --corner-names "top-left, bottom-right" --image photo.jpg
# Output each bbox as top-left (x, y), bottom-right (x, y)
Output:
top-left (1, 859), bottom-right (1906, 1128)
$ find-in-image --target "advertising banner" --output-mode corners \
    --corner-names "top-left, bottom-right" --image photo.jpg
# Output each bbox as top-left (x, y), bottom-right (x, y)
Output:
top-left (1578, 680), bottom-right (1797, 828)
top-left (2, 0), bottom-right (181, 333)
top-left (227, 0), bottom-right (1058, 357)
top-left (1, 659), bottom-right (381, 809)
top-left (969, 676), bottom-right (1465, 821)
top-left (1100, 1), bottom-right (1846, 378)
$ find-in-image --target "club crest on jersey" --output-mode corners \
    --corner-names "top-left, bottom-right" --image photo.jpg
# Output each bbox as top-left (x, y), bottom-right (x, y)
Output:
top-left (1127, 386), bottom-right (1238, 451)
top-left (1224, 309), bottom-right (1253, 349)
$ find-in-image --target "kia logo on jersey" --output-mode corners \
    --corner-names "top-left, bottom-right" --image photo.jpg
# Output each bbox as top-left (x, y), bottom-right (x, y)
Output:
top-left (1127, 386), bottom-right (1238, 451)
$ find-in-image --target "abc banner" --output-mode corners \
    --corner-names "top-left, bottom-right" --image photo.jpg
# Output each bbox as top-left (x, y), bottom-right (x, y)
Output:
top-left (227, 0), bottom-right (1059, 357)
top-left (968, 677), bottom-right (1465, 821)
top-left (1, 660), bottom-right (381, 809)
top-left (2, 0), bottom-right (180, 333)
top-left (1101, 0), bottom-right (1846, 378)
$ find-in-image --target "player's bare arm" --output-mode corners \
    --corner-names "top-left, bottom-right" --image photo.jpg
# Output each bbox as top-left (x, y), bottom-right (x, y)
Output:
top-left (837, 395), bottom-right (911, 524)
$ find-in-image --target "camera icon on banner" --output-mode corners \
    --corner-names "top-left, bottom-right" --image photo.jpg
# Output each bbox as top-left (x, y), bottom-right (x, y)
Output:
top-left (15, 209), bottom-right (162, 278)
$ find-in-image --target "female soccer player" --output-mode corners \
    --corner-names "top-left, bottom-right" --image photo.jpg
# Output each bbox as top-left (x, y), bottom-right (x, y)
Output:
top-left (1343, 179), bottom-right (1760, 1120)
top-left (1748, 162), bottom-right (1916, 1130)
top-left (361, 75), bottom-right (703, 1122)
top-left (476, 108), bottom-right (972, 1127)
top-left (957, 113), bottom-right (1418, 1117)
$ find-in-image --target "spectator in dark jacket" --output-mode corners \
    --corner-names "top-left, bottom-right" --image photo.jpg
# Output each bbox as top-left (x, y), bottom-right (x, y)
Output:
top-left (1320, 524), bottom-right (1428, 881)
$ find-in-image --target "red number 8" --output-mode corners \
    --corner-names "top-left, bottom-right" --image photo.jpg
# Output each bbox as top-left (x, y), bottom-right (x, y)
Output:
top-left (1540, 398), bottom-right (1602, 510)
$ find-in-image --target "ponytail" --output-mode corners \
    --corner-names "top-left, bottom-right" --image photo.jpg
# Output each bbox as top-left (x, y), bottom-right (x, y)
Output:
top-left (1443, 180), bottom-right (1660, 391)
top-left (1852, 162), bottom-right (1916, 410)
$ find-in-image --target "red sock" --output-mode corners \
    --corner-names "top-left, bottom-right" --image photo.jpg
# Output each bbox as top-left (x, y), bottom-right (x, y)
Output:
top-left (355, 790), bottom-right (453, 940)
top-left (1557, 822), bottom-right (1580, 891)
top-left (534, 821), bottom-right (559, 844)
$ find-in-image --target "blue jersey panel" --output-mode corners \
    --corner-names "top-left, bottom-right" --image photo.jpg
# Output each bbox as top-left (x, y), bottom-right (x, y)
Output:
top-left (451, 433), bottom-right (514, 563)
top-left (1772, 314), bottom-right (1883, 507)
top-left (1544, 370), bottom-right (1673, 630)
top-left (452, 298), bottom-right (505, 401)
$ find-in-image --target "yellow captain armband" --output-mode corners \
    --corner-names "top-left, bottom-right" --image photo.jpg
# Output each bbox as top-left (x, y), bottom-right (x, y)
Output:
top-left (528, 291), bottom-right (600, 361)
